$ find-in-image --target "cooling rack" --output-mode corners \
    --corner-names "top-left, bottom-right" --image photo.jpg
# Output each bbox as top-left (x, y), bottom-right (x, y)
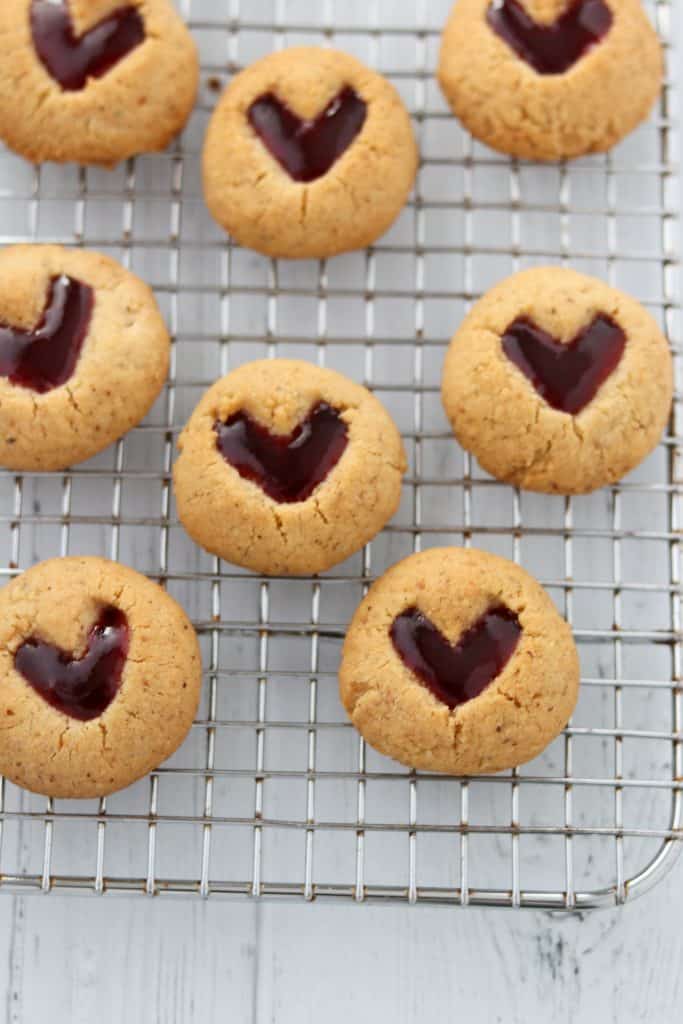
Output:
top-left (0, 0), bottom-right (681, 908)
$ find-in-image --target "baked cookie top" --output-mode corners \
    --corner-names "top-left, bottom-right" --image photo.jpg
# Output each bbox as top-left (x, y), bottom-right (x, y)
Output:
top-left (173, 359), bottom-right (407, 576)
top-left (0, 557), bottom-right (202, 799)
top-left (202, 46), bottom-right (418, 259)
top-left (438, 0), bottom-right (662, 160)
top-left (340, 547), bottom-right (580, 775)
top-left (0, 244), bottom-right (170, 472)
top-left (441, 267), bottom-right (673, 494)
top-left (0, 0), bottom-right (198, 166)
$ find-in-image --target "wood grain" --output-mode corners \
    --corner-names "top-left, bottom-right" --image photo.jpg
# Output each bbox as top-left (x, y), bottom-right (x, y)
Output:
top-left (1, 859), bottom-right (681, 1023)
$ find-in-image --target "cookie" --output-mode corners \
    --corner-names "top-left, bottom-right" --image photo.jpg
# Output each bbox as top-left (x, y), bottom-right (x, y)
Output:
top-left (0, 0), bottom-right (198, 166)
top-left (0, 557), bottom-right (202, 798)
top-left (202, 47), bottom-right (418, 259)
top-left (0, 244), bottom-right (170, 472)
top-left (441, 267), bottom-right (673, 494)
top-left (438, 0), bottom-right (662, 161)
top-left (173, 360), bottom-right (407, 576)
top-left (340, 547), bottom-right (579, 775)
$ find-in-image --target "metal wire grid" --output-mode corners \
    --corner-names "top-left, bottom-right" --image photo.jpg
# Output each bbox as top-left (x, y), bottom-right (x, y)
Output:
top-left (0, 0), bottom-right (681, 907)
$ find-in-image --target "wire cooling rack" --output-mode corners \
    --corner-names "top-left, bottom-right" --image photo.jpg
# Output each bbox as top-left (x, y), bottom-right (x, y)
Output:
top-left (0, 0), bottom-right (681, 909)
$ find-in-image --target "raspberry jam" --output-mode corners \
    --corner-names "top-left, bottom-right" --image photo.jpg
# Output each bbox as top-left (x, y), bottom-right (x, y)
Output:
top-left (390, 606), bottom-right (522, 710)
top-left (215, 402), bottom-right (349, 504)
top-left (486, 0), bottom-right (612, 75)
top-left (0, 275), bottom-right (94, 394)
top-left (248, 87), bottom-right (367, 182)
top-left (15, 607), bottom-right (129, 721)
top-left (501, 314), bottom-right (626, 415)
top-left (30, 0), bottom-right (145, 91)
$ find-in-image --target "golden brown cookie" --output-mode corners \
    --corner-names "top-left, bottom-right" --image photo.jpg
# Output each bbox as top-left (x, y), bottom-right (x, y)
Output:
top-left (173, 359), bottom-right (407, 576)
top-left (340, 547), bottom-right (579, 775)
top-left (438, 0), bottom-right (662, 161)
top-left (441, 267), bottom-right (673, 494)
top-left (0, 557), bottom-right (202, 799)
top-left (0, 0), bottom-right (198, 166)
top-left (0, 244), bottom-right (170, 472)
top-left (202, 47), bottom-right (418, 259)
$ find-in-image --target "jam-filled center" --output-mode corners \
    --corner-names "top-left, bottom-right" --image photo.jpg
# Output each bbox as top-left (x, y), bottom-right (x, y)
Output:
top-left (215, 402), bottom-right (349, 504)
top-left (30, 0), bottom-right (145, 91)
top-left (248, 87), bottom-right (368, 183)
top-left (501, 313), bottom-right (626, 415)
top-left (0, 274), bottom-right (94, 394)
top-left (390, 606), bottom-right (522, 710)
top-left (486, 0), bottom-right (613, 75)
top-left (14, 607), bottom-right (130, 722)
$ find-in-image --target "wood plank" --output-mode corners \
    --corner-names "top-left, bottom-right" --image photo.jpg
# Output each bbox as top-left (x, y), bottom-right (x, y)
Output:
top-left (4, 898), bottom-right (258, 1024)
top-left (3, 858), bottom-right (682, 1023)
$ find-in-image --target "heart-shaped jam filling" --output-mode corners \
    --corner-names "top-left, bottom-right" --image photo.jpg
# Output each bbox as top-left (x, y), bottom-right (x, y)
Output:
top-left (486, 0), bottom-right (613, 75)
top-left (30, 0), bottom-right (145, 92)
top-left (391, 606), bottom-right (522, 710)
top-left (0, 274), bottom-right (94, 394)
top-left (215, 402), bottom-right (349, 504)
top-left (248, 87), bottom-right (368, 183)
top-left (14, 607), bottom-right (129, 721)
top-left (501, 313), bottom-right (626, 415)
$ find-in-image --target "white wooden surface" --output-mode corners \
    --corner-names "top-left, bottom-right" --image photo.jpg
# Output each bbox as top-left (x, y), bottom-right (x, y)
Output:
top-left (1, 859), bottom-right (682, 1023)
